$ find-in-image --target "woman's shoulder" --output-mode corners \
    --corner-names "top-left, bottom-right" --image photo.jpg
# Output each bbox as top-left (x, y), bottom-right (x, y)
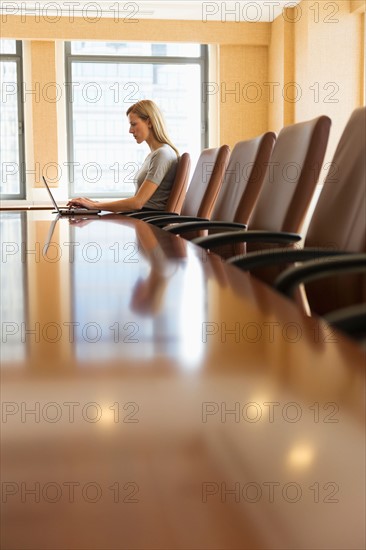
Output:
top-left (152, 144), bottom-right (177, 161)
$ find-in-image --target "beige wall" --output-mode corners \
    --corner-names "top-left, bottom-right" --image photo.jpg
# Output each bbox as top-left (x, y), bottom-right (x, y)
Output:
top-left (351, 0), bottom-right (366, 12)
top-left (295, 0), bottom-right (363, 168)
top-left (2, 16), bottom-right (270, 44)
top-left (268, 16), bottom-right (285, 131)
top-left (2, 1), bottom-right (365, 195)
top-left (268, 0), bottom-right (365, 170)
top-left (30, 41), bottom-right (59, 186)
top-left (219, 45), bottom-right (269, 148)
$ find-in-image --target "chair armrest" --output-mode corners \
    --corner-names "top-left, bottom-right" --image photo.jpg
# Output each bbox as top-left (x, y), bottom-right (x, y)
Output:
top-left (275, 253), bottom-right (366, 298)
top-left (324, 303), bottom-right (366, 339)
top-left (146, 215), bottom-right (209, 227)
top-left (228, 247), bottom-right (348, 271)
top-left (126, 210), bottom-right (178, 219)
top-left (193, 229), bottom-right (301, 250)
top-left (117, 209), bottom-right (140, 216)
top-left (124, 210), bottom-right (160, 218)
top-left (165, 221), bottom-right (247, 235)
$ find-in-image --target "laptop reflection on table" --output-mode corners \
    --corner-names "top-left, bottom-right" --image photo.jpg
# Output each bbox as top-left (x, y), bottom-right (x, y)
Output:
top-left (43, 215), bottom-right (60, 255)
top-left (42, 176), bottom-right (101, 215)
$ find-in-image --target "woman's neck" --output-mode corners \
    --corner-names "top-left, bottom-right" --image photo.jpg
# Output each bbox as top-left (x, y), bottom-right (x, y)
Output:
top-left (146, 136), bottom-right (164, 152)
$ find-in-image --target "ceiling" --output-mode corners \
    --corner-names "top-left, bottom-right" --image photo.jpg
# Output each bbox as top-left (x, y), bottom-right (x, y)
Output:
top-left (1, 1), bottom-right (303, 23)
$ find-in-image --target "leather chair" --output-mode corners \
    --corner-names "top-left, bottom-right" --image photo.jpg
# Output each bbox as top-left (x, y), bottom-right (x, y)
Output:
top-left (123, 152), bottom-right (191, 217)
top-left (218, 107), bottom-right (365, 332)
top-left (193, 115), bottom-right (332, 280)
top-left (276, 253), bottom-right (366, 338)
top-left (167, 152), bottom-right (191, 214)
top-left (161, 132), bottom-right (276, 240)
top-left (140, 145), bottom-right (231, 226)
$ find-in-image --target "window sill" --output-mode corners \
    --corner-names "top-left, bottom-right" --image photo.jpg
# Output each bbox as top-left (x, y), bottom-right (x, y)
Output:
top-left (0, 197), bottom-right (132, 210)
top-left (0, 201), bottom-right (53, 210)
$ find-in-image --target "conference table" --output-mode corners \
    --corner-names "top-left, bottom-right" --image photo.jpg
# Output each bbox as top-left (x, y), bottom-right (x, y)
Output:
top-left (1, 210), bottom-right (365, 550)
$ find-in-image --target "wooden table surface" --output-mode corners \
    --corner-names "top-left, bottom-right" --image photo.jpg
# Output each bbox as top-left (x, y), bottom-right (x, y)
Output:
top-left (1, 211), bottom-right (365, 550)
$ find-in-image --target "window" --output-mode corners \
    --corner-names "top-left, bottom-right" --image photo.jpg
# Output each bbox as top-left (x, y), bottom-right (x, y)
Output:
top-left (0, 40), bottom-right (25, 199)
top-left (65, 42), bottom-right (208, 197)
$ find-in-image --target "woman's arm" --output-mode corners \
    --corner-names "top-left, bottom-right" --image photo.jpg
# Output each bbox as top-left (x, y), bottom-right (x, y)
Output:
top-left (67, 179), bottom-right (159, 213)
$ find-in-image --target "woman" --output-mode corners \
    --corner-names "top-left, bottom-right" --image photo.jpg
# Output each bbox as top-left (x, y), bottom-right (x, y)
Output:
top-left (67, 100), bottom-right (179, 213)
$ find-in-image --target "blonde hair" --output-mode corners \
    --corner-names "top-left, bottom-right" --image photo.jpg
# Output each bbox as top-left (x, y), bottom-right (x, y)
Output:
top-left (126, 100), bottom-right (179, 157)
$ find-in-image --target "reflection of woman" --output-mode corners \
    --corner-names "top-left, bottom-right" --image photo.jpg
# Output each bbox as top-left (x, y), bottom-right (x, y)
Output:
top-left (129, 220), bottom-right (180, 315)
top-left (69, 214), bottom-right (187, 314)
top-left (67, 100), bottom-right (179, 213)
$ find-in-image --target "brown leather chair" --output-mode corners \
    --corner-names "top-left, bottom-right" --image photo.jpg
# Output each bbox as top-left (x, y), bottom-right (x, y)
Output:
top-left (219, 108), bottom-right (365, 330)
top-left (275, 107), bottom-right (366, 318)
top-left (193, 115), bottom-right (332, 278)
top-left (278, 253), bottom-right (366, 338)
top-left (124, 152), bottom-right (191, 217)
top-left (142, 145), bottom-right (231, 226)
top-left (165, 152), bottom-right (191, 213)
top-left (163, 132), bottom-right (277, 238)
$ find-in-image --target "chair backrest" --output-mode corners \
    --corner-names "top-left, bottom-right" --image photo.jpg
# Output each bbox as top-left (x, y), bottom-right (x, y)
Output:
top-left (165, 152), bottom-right (191, 214)
top-left (249, 115), bottom-right (331, 233)
top-left (181, 145), bottom-right (230, 218)
top-left (211, 132), bottom-right (276, 224)
top-left (304, 107), bottom-right (366, 314)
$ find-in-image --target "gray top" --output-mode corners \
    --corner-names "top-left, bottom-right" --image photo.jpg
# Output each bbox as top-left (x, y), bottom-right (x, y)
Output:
top-left (135, 144), bottom-right (178, 210)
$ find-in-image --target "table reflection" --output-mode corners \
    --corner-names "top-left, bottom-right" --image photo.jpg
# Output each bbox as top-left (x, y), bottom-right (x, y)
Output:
top-left (66, 215), bottom-right (208, 366)
top-left (1, 211), bottom-right (27, 364)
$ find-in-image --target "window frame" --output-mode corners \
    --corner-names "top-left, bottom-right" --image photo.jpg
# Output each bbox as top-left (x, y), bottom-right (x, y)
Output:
top-left (0, 40), bottom-right (26, 200)
top-left (64, 42), bottom-right (208, 198)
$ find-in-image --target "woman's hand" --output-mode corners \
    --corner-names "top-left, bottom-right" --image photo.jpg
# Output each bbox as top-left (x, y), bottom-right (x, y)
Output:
top-left (67, 197), bottom-right (99, 209)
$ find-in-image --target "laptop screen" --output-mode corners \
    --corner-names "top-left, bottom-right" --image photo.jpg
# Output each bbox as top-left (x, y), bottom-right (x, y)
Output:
top-left (42, 176), bottom-right (60, 213)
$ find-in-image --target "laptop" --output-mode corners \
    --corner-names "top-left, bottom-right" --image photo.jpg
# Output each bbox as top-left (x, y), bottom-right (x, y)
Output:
top-left (42, 176), bottom-right (101, 215)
